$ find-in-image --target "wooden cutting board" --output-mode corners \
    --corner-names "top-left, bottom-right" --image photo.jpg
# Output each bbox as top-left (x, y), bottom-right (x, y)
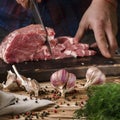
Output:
top-left (0, 54), bottom-right (120, 82)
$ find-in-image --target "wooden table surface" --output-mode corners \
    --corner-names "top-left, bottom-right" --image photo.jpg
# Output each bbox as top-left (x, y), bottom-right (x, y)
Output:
top-left (0, 76), bottom-right (120, 120)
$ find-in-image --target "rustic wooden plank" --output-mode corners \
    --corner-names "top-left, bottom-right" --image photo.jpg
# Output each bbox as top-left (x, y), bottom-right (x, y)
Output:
top-left (0, 76), bottom-right (120, 120)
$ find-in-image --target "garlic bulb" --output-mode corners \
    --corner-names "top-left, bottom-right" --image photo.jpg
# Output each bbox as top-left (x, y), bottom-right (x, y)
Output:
top-left (84, 66), bottom-right (106, 88)
top-left (50, 69), bottom-right (76, 97)
top-left (12, 65), bottom-right (41, 96)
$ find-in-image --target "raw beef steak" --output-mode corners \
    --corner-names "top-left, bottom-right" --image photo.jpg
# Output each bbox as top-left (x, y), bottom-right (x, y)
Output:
top-left (0, 24), bottom-right (55, 63)
top-left (0, 24), bottom-right (96, 63)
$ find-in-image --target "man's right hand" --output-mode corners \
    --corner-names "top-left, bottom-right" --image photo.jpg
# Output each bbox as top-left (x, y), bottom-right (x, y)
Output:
top-left (16, 0), bottom-right (42, 8)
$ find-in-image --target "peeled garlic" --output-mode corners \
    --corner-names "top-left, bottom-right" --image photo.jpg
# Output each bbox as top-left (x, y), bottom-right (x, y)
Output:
top-left (50, 69), bottom-right (76, 97)
top-left (84, 66), bottom-right (106, 88)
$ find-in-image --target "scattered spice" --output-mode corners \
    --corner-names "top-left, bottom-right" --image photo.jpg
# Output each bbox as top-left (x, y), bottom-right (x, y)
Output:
top-left (75, 102), bottom-right (78, 106)
top-left (23, 98), bottom-right (28, 101)
top-left (16, 98), bottom-right (19, 103)
top-left (67, 103), bottom-right (70, 106)
top-left (66, 97), bottom-right (71, 101)
top-left (40, 111), bottom-right (50, 118)
top-left (54, 105), bottom-right (60, 109)
top-left (54, 110), bottom-right (57, 113)
top-left (15, 115), bottom-right (20, 119)
top-left (30, 94), bottom-right (33, 100)
top-left (35, 100), bottom-right (38, 103)
top-left (35, 113), bottom-right (39, 119)
top-left (25, 111), bottom-right (31, 116)
top-left (22, 113), bottom-right (25, 117)
top-left (51, 90), bottom-right (55, 93)
top-left (72, 95), bottom-right (76, 99)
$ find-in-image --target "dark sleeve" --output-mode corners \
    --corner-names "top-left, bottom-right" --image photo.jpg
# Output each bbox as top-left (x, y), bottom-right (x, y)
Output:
top-left (38, 0), bottom-right (91, 37)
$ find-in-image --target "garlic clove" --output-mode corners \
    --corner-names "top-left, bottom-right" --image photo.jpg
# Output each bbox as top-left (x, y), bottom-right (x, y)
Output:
top-left (91, 71), bottom-right (106, 85)
top-left (50, 69), bottom-right (76, 97)
top-left (61, 73), bottom-right (76, 97)
top-left (50, 69), bottom-right (69, 89)
top-left (85, 66), bottom-right (106, 88)
top-left (66, 73), bottom-right (76, 92)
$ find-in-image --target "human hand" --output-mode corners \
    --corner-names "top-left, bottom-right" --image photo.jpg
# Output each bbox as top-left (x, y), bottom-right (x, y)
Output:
top-left (75, 0), bottom-right (118, 58)
top-left (16, 0), bottom-right (42, 8)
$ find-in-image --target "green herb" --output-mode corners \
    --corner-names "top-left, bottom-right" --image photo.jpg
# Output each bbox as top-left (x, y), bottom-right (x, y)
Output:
top-left (74, 83), bottom-right (120, 120)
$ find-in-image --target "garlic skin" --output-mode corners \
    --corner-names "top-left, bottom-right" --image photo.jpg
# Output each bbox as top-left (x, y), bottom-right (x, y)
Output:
top-left (84, 66), bottom-right (106, 88)
top-left (50, 69), bottom-right (76, 97)
top-left (26, 79), bottom-right (41, 97)
top-left (2, 70), bottom-right (20, 91)
top-left (12, 65), bottom-right (41, 96)
top-left (66, 73), bottom-right (76, 92)
top-left (50, 69), bottom-right (69, 88)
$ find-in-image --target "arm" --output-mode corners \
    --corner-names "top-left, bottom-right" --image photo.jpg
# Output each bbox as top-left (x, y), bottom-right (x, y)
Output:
top-left (75, 0), bottom-right (118, 58)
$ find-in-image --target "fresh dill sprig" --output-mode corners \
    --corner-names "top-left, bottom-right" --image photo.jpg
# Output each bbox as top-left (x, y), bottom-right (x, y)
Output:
top-left (74, 83), bottom-right (120, 120)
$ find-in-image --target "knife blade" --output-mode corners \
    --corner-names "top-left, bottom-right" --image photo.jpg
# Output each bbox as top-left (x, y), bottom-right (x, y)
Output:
top-left (29, 0), bottom-right (53, 58)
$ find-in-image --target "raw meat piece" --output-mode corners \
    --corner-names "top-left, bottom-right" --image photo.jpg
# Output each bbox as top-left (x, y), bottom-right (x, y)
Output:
top-left (0, 25), bottom-right (96, 64)
top-left (51, 36), bottom-right (96, 59)
top-left (0, 24), bottom-right (55, 63)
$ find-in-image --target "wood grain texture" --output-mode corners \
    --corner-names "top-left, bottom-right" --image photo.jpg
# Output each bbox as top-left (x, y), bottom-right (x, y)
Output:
top-left (0, 55), bottom-right (120, 82)
top-left (0, 76), bottom-right (120, 120)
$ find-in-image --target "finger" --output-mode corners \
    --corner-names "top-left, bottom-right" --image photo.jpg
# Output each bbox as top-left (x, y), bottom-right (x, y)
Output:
top-left (93, 25), bottom-right (111, 58)
top-left (16, 0), bottom-right (21, 4)
top-left (16, 0), bottom-right (28, 8)
top-left (90, 42), bottom-right (97, 48)
top-left (75, 22), bottom-right (86, 42)
top-left (23, 0), bottom-right (29, 8)
top-left (73, 37), bottom-right (79, 44)
top-left (105, 27), bottom-right (118, 56)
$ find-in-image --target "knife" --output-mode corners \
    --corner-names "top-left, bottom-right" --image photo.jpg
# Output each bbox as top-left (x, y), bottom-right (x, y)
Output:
top-left (28, 0), bottom-right (53, 58)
